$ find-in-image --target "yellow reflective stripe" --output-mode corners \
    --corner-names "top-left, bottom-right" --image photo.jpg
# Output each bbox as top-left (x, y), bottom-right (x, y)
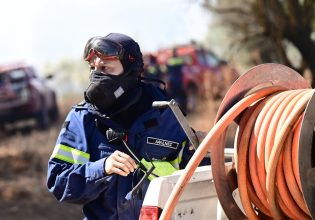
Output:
top-left (148, 66), bottom-right (157, 74)
top-left (54, 154), bottom-right (77, 164)
top-left (139, 141), bottom-right (187, 180)
top-left (51, 144), bottom-right (90, 164)
top-left (169, 141), bottom-right (186, 169)
top-left (59, 144), bottom-right (90, 159)
top-left (140, 159), bottom-right (178, 181)
top-left (167, 57), bottom-right (183, 66)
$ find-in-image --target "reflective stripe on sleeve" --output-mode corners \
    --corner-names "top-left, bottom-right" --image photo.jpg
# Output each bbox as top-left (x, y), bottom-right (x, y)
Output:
top-left (51, 144), bottom-right (90, 164)
top-left (167, 57), bottom-right (184, 66)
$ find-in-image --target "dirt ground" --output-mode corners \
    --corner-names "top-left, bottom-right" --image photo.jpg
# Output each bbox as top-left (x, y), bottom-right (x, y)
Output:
top-left (0, 97), bottom-right (232, 220)
top-left (0, 98), bottom-right (84, 220)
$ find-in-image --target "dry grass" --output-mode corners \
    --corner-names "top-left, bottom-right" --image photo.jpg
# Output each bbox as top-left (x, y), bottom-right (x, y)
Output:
top-left (0, 97), bottom-right (83, 220)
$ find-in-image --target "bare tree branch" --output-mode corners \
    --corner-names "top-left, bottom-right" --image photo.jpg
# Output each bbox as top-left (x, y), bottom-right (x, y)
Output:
top-left (202, 0), bottom-right (315, 86)
top-left (203, 4), bottom-right (251, 16)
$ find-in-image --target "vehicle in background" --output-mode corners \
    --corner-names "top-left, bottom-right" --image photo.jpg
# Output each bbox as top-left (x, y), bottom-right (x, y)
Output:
top-left (0, 62), bottom-right (59, 130)
top-left (155, 44), bottom-right (239, 111)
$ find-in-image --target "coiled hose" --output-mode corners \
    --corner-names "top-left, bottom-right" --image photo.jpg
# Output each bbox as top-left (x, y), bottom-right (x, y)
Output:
top-left (159, 86), bottom-right (313, 220)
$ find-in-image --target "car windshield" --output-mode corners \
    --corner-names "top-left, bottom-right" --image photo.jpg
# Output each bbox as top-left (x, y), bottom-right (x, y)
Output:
top-left (0, 69), bottom-right (27, 91)
top-left (196, 52), bottom-right (207, 66)
top-left (205, 52), bottom-right (220, 67)
top-left (7, 69), bottom-right (27, 83)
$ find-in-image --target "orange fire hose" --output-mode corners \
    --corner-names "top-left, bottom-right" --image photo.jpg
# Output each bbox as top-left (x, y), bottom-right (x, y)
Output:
top-left (236, 89), bottom-right (312, 219)
top-left (159, 87), bottom-right (313, 220)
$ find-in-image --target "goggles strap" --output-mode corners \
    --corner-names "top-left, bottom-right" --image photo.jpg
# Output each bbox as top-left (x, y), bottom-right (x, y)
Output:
top-left (85, 49), bottom-right (95, 62)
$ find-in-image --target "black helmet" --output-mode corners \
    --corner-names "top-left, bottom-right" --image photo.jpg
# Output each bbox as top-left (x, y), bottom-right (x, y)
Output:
top-left (83, 33), bottom-right (144, 75)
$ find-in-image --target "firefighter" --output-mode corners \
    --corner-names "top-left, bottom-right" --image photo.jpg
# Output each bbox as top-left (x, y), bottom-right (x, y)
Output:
top-left (142, 54), bottom-right (165, 89)
top-left (142, 54), bottom-right (162, 80)
top-left (47, 33), bottom-right (207, 220)
top-left (166, 48), bottom-right (187, 112)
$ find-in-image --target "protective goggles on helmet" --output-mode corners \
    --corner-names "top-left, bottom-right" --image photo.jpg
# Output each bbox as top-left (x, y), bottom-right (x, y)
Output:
top-left (84, 37), bottom-right (124, 62)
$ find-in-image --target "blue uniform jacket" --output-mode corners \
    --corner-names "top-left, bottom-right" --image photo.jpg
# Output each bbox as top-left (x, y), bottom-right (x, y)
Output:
top-left (47, 83), bottom-right (198, 220)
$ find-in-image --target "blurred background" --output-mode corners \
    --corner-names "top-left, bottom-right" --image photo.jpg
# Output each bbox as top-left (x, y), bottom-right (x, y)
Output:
top-left (1, 0), bottom-right (315, 219)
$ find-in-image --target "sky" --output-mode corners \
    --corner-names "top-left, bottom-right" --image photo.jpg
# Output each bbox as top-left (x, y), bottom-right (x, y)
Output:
top-left (0, 0), bottom-right (211, 71)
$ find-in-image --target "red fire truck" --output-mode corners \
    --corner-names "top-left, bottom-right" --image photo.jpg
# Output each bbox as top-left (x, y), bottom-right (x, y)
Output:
top-left (154, 44), bottom-right (238, 111)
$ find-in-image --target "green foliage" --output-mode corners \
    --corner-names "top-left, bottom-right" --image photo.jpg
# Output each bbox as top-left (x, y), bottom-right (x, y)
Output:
top-left (202, 0), bottom-right (315, 86)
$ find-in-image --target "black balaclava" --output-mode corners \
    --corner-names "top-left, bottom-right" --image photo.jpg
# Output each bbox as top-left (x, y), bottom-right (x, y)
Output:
top-left (84, 33), bottom-right (144, 116)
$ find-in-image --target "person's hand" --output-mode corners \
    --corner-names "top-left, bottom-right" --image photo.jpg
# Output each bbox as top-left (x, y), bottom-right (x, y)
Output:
top-left (104, 150), bottom-right (138, 176)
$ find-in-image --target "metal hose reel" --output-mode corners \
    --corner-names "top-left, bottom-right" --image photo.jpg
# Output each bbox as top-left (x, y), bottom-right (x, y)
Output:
top-left (213, 63), bottom-right (314, 219)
